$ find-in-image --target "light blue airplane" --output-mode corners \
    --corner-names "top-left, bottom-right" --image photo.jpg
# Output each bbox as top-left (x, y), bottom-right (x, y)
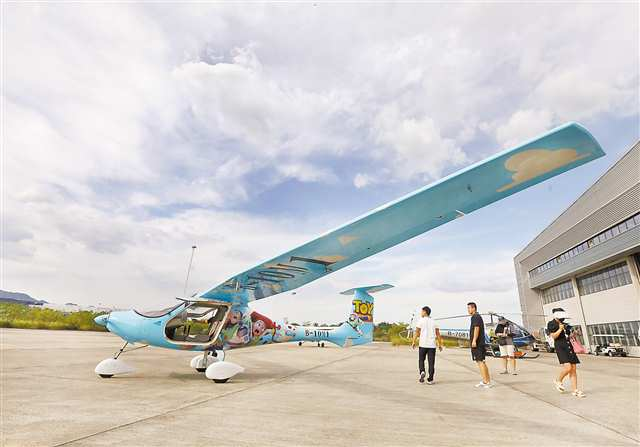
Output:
top-left (94, 123), bottom-right (603, 382)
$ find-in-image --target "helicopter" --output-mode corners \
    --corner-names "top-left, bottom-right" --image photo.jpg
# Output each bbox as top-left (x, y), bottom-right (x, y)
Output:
top-left (434, 312), bottom-right (540, 358)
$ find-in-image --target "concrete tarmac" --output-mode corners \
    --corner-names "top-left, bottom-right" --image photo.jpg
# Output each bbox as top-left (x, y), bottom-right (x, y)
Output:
top-left (1, 328), bottom-right (639, 446)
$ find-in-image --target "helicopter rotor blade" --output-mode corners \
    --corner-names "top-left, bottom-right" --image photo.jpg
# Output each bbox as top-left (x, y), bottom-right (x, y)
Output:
top-left (435, 311), bottom-right (547, 321)
top-left (434, 314), bottom-right (469, 321)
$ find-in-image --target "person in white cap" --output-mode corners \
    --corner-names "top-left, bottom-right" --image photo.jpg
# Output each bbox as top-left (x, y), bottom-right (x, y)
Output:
top-left (547, 307), bottom-right (585, 398)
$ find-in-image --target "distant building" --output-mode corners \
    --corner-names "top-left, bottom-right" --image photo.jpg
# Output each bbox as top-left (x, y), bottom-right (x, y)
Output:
top-left (42, 303), bottom-right (115, 313)
top-left (514, 142), bottom-right (640, 356)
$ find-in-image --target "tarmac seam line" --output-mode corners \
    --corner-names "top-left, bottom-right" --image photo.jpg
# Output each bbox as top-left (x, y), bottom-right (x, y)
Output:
top-left (52, 345), bottom-right (376, 447)
top-left (440, 355), bottom-right (640, 444)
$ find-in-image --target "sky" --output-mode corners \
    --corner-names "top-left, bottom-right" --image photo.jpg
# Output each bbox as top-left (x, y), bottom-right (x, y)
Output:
top-left (2, 3), bottom-right (639, 327)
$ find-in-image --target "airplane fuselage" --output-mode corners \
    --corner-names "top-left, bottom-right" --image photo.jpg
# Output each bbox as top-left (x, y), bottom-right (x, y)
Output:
top-left (95, 295), bottom-right (374, 352)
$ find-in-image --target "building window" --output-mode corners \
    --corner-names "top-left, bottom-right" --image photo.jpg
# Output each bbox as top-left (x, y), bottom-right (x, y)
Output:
top-left (577, 262), bottom-right (632, 296)
top-left (529, 212), bottom-right (640, 278)
top-left (541, 280), bottom-right (575, 304)
top-left (588, 320), bottom-right (640, 347)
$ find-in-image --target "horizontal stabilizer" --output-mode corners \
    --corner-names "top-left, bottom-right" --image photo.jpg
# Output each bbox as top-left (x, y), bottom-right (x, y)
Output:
top-left (340, 284), bottom-right (394, 295)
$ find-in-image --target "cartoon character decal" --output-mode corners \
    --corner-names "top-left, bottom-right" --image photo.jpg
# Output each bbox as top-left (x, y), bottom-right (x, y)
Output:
top-left (218, 307), bottom-right (276, 348)
top-left (248, 311), bottom-right (276, 345)
top-left (218, 308), bottom-right (252, 348)
top-left (213, 298), bottom-right (370, 350)
top-left (347, 313), bottom-right (363, 335)
top-left (272, 323), bottom-right (297, 343)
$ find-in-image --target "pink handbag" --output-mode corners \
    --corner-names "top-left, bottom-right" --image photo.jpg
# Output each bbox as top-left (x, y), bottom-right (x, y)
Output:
top-left (570, 335), bottom-right (586, 354)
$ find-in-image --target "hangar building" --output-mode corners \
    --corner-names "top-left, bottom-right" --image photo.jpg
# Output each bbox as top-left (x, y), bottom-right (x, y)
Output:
top-left (514, 142), bottom-right (640, 356)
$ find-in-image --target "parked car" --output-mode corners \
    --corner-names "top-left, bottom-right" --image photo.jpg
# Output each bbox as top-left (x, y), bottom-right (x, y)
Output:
top-left (593, 335), bottom-right (628, 357)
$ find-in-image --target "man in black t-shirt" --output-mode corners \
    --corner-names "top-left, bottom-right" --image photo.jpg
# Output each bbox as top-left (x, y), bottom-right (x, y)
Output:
top-left (468, 302), bottom-right (492, 388)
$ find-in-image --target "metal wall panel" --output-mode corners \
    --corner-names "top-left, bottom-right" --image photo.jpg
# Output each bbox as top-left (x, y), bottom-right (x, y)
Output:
top-left (521, 185), bottom-right (639, 270)
top-left (515, 142), bottom-right (640, 267)
top-left (528, 225), bottom-right (640, 289)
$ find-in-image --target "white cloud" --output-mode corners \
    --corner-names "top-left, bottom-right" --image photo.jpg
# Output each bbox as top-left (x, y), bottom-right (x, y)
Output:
top-left (172, 53), bottom-right (356, 159)
top-left (353, 173), bottom-right (373, 189)
top-left (532, 66), bottom-right (635, 121)
top-left (495, 109), bottom-right (554, 148)
top-left (372, 105), bottom-right (467, 180)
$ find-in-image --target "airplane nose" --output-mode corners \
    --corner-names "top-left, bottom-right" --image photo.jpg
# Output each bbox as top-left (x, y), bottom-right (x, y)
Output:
top-left (94, 313), bottom-right (110, 327)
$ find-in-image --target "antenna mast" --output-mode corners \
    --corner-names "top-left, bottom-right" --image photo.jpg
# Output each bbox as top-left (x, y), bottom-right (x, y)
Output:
top-left (183, 245), bottom-right (197, 296)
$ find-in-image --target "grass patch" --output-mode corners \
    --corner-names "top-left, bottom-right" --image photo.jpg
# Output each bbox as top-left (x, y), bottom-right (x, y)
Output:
top-left (0, 302), bottom-right (107, 331)
top-left (374, 322), bottom-right (468, 347)
top-left (374, 322), bottom-right (408, 343)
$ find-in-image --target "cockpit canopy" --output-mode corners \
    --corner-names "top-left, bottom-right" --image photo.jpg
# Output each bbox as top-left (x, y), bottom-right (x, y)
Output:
top-left (164, 301), bottom-right (231, 345)
top-left (134, 302), bottom-right (185, 318)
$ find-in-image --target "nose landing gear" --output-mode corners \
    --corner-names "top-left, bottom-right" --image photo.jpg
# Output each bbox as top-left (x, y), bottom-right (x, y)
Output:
top-left (95, 342), bottom-right (147, 378)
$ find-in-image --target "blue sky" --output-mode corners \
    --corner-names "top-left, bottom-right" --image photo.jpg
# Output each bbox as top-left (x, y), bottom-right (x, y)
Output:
top-left (3, 3), bottom-right (639, 326)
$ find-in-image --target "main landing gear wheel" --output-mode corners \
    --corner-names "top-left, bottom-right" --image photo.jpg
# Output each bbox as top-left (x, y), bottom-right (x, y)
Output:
top-left (205, 361), bottom-right (244, 383)
top-left (191, 351), bottom-right (223, 373)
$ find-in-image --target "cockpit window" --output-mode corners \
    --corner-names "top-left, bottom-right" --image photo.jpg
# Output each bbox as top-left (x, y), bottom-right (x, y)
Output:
top-left (134, 302), bottom-right (185, 318)
top-left (508, 323), bottom-right (523, 337)
top-left (164, 301), bottom-right (231, 345)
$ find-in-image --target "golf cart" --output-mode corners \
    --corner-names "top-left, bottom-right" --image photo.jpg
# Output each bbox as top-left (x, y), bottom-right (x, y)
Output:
top-left (593, 334), bottom-right (628, 357)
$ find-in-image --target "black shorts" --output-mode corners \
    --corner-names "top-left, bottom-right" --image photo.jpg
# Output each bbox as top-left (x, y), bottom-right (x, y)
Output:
top-left (471, 346), bottom-right (486, 362)
top-left (555, 341), bottom-right (580, 364)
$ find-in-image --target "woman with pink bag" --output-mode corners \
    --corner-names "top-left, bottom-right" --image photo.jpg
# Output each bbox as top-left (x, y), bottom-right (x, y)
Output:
top-left (547, 308), bottom-right (586, 398)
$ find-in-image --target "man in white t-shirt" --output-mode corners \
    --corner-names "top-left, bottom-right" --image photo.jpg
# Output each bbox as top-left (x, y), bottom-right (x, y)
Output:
top-left (411, 306), bottom-right (443, 384)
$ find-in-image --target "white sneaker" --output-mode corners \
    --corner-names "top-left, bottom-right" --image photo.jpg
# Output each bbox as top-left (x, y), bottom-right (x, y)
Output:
top-left (572, 390), bottom-right (586, 398)
top-left (554, 380), bottom-right (565, 393)
top-left (483, 382), bottom-right (495, 388)
top-left (474, 381), bottom-right (485, 388)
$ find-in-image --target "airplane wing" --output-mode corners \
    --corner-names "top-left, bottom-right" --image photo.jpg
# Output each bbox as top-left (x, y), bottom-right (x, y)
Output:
top-left (201, 122), bottom-right (604, 303)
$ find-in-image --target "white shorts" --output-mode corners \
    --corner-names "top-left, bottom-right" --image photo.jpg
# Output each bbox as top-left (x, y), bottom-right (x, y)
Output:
top-left (499, 344), bottom-right (515, 357)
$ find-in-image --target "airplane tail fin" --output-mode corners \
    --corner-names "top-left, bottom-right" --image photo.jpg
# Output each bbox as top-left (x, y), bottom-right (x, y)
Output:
top-left (339, 284), bottom-right (393, 346)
